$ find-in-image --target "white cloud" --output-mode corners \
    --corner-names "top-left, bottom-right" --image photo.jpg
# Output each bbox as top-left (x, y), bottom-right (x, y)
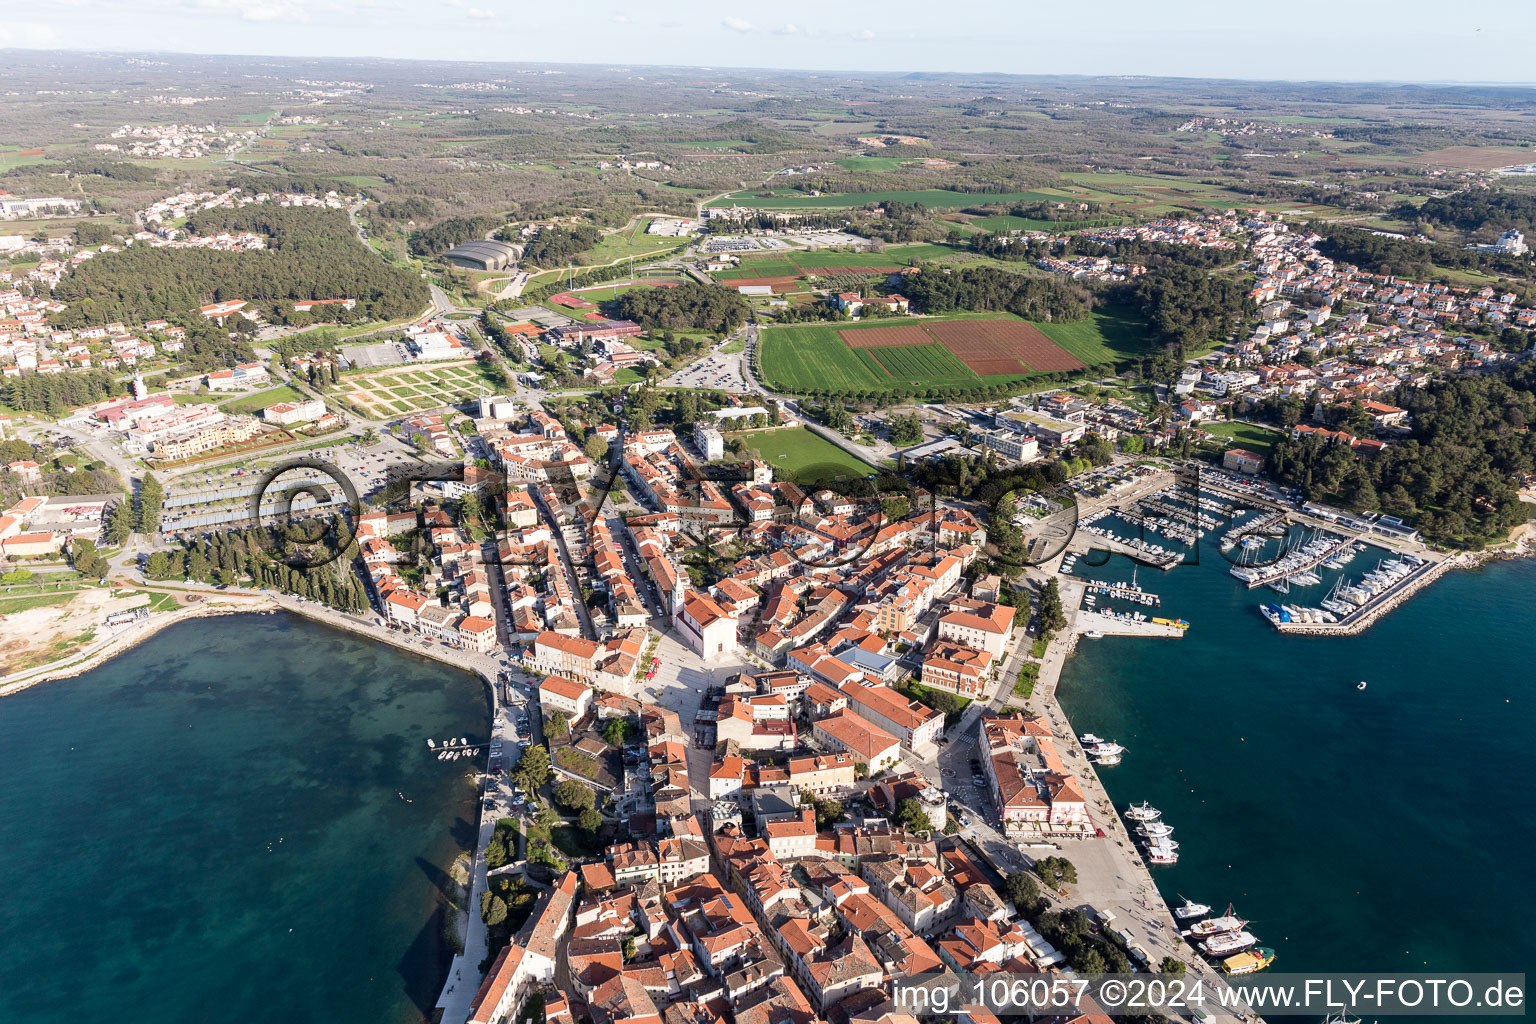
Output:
top-left (185, 0), bottom-right (311, 21)
top-left (0, 20), bottom-right (58, 46)
top-left (849, 28), bottom-right (875, 40)
top-left (466, 5), bottom-right (495, 16)
top-left (776, 23), bottom-right (800, 34)
top-left (610, 11), bottom-right (630, 23)
top-left (721, 16), bottom-right (754, 32)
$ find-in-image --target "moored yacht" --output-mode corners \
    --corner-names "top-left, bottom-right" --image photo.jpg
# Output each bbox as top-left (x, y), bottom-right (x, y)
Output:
top-left (1174, 897), bottom-right (1211, 920)
top-left (1124, 801), bottom-right (1161, 822)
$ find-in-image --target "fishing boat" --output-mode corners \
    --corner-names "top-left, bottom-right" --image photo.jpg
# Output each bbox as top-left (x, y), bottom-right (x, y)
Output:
top-left (1080, 733), bottom-right (1105, 746)
top-left (1189, 905), bottom-right (1249, 936)
top-left (1174, 897), bottom-right (1211, 920)
top-left (1124, 801), bottom-right (1161, 822)
top-left (1201, 929), bottom-right (1259, 957)
top-left (1143, 839), bottom-right (1179, 865)
top-left (1138, 820), bottom-right (1174, 838)
top-left (1083, 630), bottom-right (1104, 639)
top-left (1085, 740), bottom-right (1126, 760)
top-left (1222, 947), bottom-right (1276, 974)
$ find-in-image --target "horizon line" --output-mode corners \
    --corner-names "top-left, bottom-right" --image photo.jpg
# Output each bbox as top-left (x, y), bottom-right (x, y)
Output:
top-left (4, 45), bottom-right (1536, 91)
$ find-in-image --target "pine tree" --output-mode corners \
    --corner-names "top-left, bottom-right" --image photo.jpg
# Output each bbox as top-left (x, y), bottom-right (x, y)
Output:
top-left (136, 473), bottom-right (164, 534)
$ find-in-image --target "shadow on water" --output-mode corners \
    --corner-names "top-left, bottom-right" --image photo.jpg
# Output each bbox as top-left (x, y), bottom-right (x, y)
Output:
top-left (396, 907), bottom-right (456, 1019)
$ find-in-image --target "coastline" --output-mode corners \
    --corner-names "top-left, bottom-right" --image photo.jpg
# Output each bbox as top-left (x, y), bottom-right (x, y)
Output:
top-left (2, 586), bottom-right (501, 698)
top-left (1025, 528), bottom-right (1535, 994)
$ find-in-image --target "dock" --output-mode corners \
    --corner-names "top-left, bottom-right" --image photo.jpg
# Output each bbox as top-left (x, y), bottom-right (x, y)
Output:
top-left (1275, 555), bottom-right (1451, 635)
top-left (1074, 609), bottom-right (1186, 639)
top-left (1237, 533), bottom-right (1355, 589)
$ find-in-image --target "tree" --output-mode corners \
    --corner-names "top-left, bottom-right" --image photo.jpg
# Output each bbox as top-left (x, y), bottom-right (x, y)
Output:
top-left (515, 744), bottom-right (551, 792)
top-left (895, 797), bottom-right (933, 833)
top-left (359, 427), bottom-right (379, 446)
top-left (578, 806), bottom-right (603, 833)
top-left (584, 433), bottom-right (610, 461)
top-left (1161, 956), bottom-right (1187, 974)
top-left (1038, 578), bottom-right (1068, 634)
top-left (601, 718), bottom-right (633, 748)
top-left (483, 894), bottom-right (509, 927)
top-left (621, 936), bottom-right (637, 961)
top-left (886, 413), bottom-right (924, 447)
top-left (104, 498), bottom-right (133, 547)
top-left (546, 710), bottom-right (570, 740)
top-left (145, 550), bottom-right (171, 579)
top-left (554, 779), bottom-right (595, 812)
top-left (1004, 872), bottom-right (1042, 913)
top-left (136, 473), bottom-right (164, 534)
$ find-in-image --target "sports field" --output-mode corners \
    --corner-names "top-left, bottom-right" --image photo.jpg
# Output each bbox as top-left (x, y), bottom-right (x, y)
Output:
top-left (1198, 420), bottom-right (1288, 457)
top-left (729, 427), bottom-right (876, 479)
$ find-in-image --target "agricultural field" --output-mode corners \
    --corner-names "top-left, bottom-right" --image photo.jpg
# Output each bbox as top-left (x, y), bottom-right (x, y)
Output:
top-left (727, 426), bottom-right (876, 479)
top-left (1033, 304), bottom-right (1155, 367)
top-left (710, 244), bottom-right (957, 291)
top-left (704, 189), bottom-right (1050, 210)
top-left (760, 313), bottom-right (1093, 395)
top-left (338, 361), bottom-right (495, 418)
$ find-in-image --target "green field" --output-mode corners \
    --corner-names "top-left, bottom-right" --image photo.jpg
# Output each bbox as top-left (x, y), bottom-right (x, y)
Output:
top-left (713, 244), bottom-right (956, 284)
top-left (853, 343), bottom-right (978, 388)
top-left (705, 189), bottom-right (1051, 210)
top-left (760, 307), bottom-right (1151, 395)
top-left (0, 591), bottom-right (78, 615)
top-left (836, 157), bottom-right (905, 171)
top-left (1034, 304), bottom-right (1154, 367)
top-left (1199, 420), bottom-right (1288, 457)
top-left (760, 314), bottom-right (1031, 394)
top-left (220, 385), bottom-right (306, 414)
top-left (729, 427), bottom-right (876, 479)
top-left (571, 221), bottom-right (687, 266)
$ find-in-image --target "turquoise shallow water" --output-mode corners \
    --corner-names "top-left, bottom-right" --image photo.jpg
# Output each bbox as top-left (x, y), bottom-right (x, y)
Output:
top-left (1058, 545), bottom-right (1536, 982)
top-left (0, 612), bottom-right (486, 1024)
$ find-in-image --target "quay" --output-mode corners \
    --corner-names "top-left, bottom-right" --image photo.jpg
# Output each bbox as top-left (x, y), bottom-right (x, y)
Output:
top-left (1073, 609), bottom-right (1185, 640)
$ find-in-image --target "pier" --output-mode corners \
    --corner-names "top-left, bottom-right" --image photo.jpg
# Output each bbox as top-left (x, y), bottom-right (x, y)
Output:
top-left (1220, 511), bottom-right (1288, 548)
top-left (1275, 555), bottom-right (1451, 635)
top-left (1237, 533), bottom-right (1355, 589)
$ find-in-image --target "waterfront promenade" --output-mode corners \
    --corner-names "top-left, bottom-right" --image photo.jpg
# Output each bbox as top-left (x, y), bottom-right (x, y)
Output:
top-left (1020, 574), bottom-right (1258, 1021)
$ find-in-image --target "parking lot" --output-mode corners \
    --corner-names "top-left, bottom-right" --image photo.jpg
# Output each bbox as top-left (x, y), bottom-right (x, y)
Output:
top-left (661, 343), bottom-right (749, 392)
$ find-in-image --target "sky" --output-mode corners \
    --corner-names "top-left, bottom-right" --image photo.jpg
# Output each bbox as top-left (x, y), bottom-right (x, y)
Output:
top-left (1, 0), bottom-right (1533, 85)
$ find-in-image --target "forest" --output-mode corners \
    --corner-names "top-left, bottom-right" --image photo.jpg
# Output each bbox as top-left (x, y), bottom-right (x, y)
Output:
top-left (1398, 189), bottom-right (1536, 236)
top-left (1124, 264), bottom-right (1252, 362)
top-left (1314, 225), bottom-right (1536, 289)
top-left (518, 225), bottom-right (601, 267)
top-left (1267, 362), bottom-right (1536, 545)
top-left (51, 207), bottom-right (429, 328)
top-left (609, 282), bottom-right (749, 333)
top-left (901, 264), bottom-right (1093, 322)
top-left (407, 214), bottom-right (506, 257)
